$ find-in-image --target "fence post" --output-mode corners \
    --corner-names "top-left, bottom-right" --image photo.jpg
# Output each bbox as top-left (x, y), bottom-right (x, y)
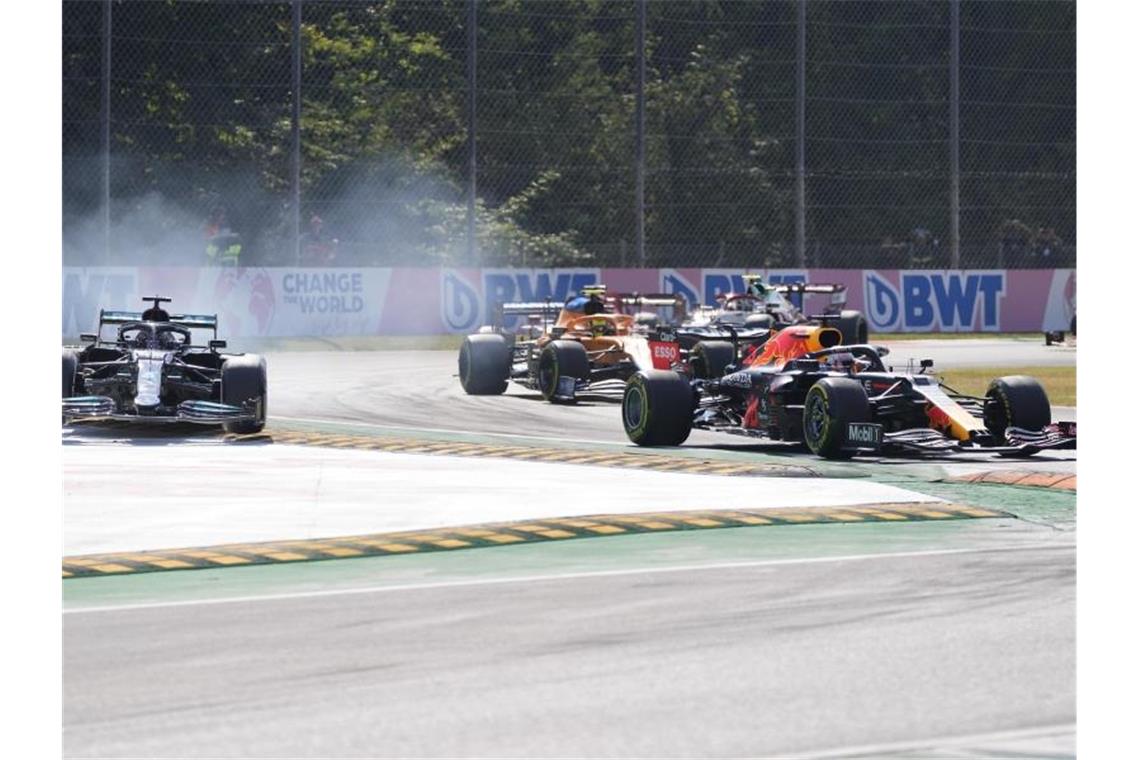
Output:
top-left (467, 0), bottom-right (478, 266)
top-left (291, 0), bottom-right (302, 266)
top-left (635, 0), bottom-right (646, 267)
top-left (949, 0), bottom-right (960, 269)
top-left (795, 0), bottom-right (806, 269)
top-left (102, 0), bottom-right (112, 263)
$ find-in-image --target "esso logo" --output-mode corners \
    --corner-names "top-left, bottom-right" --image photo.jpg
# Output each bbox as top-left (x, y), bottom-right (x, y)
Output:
top-left (649, 341), bottom-right (680, 369)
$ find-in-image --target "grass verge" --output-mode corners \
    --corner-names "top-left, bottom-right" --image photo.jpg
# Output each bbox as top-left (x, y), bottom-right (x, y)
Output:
top-left (935, 365), bottom-right (1075, 406)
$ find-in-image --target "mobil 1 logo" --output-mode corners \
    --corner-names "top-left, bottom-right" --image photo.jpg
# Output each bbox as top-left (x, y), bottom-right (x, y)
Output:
top-left (845, 422), bottom-right (883, 450)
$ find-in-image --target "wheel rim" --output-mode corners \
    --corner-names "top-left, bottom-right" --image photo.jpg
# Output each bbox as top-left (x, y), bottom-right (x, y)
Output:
top-left (804, 389), bottom-right (828, 449)
top-left (539, 352), bottom-right (557, 396)
top-left (623, 383), bottom-right (646, 434)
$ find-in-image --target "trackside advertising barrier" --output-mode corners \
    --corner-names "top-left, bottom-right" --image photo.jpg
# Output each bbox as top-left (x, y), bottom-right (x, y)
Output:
top-left (64, 267), bottom-right (1075, 338)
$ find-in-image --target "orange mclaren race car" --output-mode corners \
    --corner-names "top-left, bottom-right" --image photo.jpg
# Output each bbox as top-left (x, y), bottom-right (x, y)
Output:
top-left (621, 325), bottom-right (1076, 459)
top-left (458, 286), bottom-right (687, 403)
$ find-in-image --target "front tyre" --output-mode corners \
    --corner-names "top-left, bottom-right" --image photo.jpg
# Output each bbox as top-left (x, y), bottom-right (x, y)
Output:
top-left (622, 370), bottom-right (694, 446)
top-left (802, 377), bottom-right (870, 460)
top-left (458, 334), bottom-right (510, 395)
top-left (984, 375), bottom-right (1051, 440)
top-left (222, 354), bottom-right (267, 434)
top-left (834, 310), bottom-right (869, 345)
top-left (537, 340), bottom-right (590, 403)
top-left (62, 349), bottom-right (78, 398)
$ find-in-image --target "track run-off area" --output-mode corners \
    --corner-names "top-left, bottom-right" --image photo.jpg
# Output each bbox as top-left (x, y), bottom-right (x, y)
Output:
top-left (64, 336), bottom-right (1077, 758)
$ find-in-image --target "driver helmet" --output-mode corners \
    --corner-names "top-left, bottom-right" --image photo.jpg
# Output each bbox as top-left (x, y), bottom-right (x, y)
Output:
top-left (583, 294), bottom-right (607, 315)
top-left (157, 330), bottom-right (180, 349)
top-left (745, 277), bottom-right (770, 298)
top-left (589, 316), bottom-right (614, 336)
top-left (821, 351), bottom-right (856, 373)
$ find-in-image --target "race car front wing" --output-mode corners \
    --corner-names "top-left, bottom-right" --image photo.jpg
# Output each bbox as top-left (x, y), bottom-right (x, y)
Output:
top-left (846, 422), bottom-right (1076, 456)
top-left (63, 396), bottom-right (259, 424)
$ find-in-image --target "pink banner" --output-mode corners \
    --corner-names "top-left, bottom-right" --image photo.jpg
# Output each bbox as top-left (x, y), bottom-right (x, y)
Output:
top-left (64, 267), bottom-right (1075, 337)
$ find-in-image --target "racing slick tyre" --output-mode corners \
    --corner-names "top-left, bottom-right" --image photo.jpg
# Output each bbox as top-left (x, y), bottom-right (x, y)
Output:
top-left (744, 313), bottom-right (776, 331)
top-left (537, 340), bottom-right (590, 403)
top-left (221, 354), bottom-right (267, 434)
top-left (984, 375), bottom-right (1051, 441)
top-left (802, 377), bottom-right (871, 460)
top-left (834, 310), bottom-right (869, 345)
top-left (690, 340), bottom-right (736, 380)
top-left (622, 370), bottom-right (694, 446)
top-left (459, 334), bottom-right (511, 395)
top-left (62, 349), bottom-right (78, 398)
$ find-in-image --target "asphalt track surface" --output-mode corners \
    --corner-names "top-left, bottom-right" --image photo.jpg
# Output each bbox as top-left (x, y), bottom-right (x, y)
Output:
top-left (65, 539), bottom-right (1074, 758)
top-left (63, 338), bottom-right (1077, 758)
top-left (267, 337), bottom-right (1076, 442)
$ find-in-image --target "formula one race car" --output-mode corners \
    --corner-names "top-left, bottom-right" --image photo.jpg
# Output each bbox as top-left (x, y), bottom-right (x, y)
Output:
top-left (621, 324), bottom-right (1076, 459)
top-left (62, 296), bottom-right (267, 433)
top-left (458, 286), bottom-right (686, 403)
top-left (678, 274), bottom-right (868, 351)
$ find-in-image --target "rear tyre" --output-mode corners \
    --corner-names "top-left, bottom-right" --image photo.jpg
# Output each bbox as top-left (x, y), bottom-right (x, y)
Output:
top-left (834, 310), bottom-right (869, 345)
top-left (62, 349), bottom-right (78, 398)
top-left (458, 334), bottom-right (510, 395)
top-left (802, 377), bottom-right (871, 460)
top-left (537, 340), bottom-right (590, 403)
top-left (222, 354), bottom-right (267, 434)
top-left (984, 375), bottom-right (1051, 440)
top-left (622, 370), bottom-right (694, 446)
top-left (690, 340), bottom-right (736, 380)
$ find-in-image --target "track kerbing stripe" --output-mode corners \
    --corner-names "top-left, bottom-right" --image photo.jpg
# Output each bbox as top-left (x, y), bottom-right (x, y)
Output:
top-left (63, 503), bottom-right (1011, 578)
top-left (221, 429), bottom-right (822, 477)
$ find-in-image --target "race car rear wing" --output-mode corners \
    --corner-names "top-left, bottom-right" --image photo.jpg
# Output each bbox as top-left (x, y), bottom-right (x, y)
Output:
top-left (99, 310), bottom-right (219, 332)
top-left (490, 301), bottom-right (564, 330)
top-left (607, 292), bottom-right (687, 323)
top-left (772, 282), bottom-right (848, 308)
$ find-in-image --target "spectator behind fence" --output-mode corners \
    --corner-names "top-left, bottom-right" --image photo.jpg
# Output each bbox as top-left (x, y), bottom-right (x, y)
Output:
top-left (300, 214), bottom-right (338, 267)
top-left (204, 206), bottom-right (242, 266)
top-left (1033, 226), bottom-right (1061, 261)
top-left (997, 219), bottom-right (1032, 267)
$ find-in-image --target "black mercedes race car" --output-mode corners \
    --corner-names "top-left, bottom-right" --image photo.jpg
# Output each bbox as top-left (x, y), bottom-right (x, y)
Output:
top-left (62, 296), bottom-right (266, 433)
top-left (621, 324), bottom-right (1075, 459)
top-left (677, 274), bottom-right (868, 352)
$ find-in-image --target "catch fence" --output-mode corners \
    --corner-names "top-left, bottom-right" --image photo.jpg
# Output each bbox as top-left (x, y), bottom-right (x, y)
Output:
top-left (63, 0), bottom-right (1075, 270)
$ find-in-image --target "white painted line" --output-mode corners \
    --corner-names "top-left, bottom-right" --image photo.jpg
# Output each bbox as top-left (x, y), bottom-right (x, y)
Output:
top-left (64, 542), bottom-right (1069, 616)
top-left (778, 721), bottom-right (1075, 759)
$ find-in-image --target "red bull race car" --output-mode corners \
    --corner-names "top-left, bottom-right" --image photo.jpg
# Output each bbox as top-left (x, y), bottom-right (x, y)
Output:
top-left (458, 286), bottom-right (687, 403)
top-left (621, 324), bottom-right (1076, 459)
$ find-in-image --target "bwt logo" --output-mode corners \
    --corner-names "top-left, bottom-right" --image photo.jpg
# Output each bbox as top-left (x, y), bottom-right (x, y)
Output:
top-left (441, 269), bottom-right (599, 332)
top-left (441, 270), bottom-right (481, 333)
top-left (660, 270), bottom-right (701, 308)
top-left (864, 271), bottom-right (1005, 332)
